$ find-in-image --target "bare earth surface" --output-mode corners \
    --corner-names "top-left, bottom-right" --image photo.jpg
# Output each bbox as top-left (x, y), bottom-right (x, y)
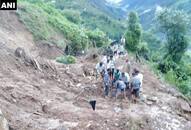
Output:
top-left (0, 11), bottom-right (191, 130)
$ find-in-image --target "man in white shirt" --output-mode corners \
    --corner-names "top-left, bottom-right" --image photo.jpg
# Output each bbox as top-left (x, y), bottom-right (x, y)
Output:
top-left (121, 36), bottom-right (126, 45)
top-left (133, 69), bottom-right (143, 92)
top-left (120, 72), bottom-right (130, 88)
top-left (95, 62), bottom-right (105, 79)
top-left (101, 55), bottom-right (108, 70)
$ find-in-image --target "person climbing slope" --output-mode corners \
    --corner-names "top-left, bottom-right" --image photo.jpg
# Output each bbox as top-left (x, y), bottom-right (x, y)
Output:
top-left (113, 69), bottom-right (121, 85)
top-left (101, 54), bottom-right (108, 70)
top-left (133, 69), bottom-right (143, 92)
top-left (103, 69), bottom-right (111, 98)
top-left (95, 62), bottom-right (105, 79)
top-left (107, 55), bottom-right (116, 79)
top-left (121, 72), bottom-right (130, 89)
top-left (115, 79), bottom-right (127, 99)
top-left (125, 59), bottom-right (131, 74)
top-left (118, 44), bottom-right (125, 56)
top-left (135, 51), bottom-right (141, 63)
top-left (120, 35), bottom-right (126, 45)
top-left (130, 70), bottom-right (141, 102)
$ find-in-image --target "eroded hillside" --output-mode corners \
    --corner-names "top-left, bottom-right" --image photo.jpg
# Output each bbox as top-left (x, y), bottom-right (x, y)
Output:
top-left (0, 11), bottom-right (191, 130)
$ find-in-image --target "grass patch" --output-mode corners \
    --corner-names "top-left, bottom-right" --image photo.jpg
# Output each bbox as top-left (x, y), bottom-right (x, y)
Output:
top-left (56, 55), bottom-right (76, 64)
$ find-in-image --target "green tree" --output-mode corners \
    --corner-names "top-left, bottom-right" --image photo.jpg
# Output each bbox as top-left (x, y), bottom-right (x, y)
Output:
top-left (86, 29), bottom-right (109, 48)
top-left (125, 11), bottom-right (142, 52)
top-left (157, 9), bottom-right (190, 64)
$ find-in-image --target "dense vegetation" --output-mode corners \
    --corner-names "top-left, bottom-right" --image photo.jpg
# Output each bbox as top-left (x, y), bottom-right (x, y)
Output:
top-left (46, 0), bottom-right (126, 39)
top-left (156, 9), bottom-right (191, 97)
top-left (125, 12), bottom-right (142, 52)
top-left (139, 9), bottom-right (191, 98)
top-left (17, 0), bottom-right (110, 55)
top-left (123, 8), bottom-right (191, 98)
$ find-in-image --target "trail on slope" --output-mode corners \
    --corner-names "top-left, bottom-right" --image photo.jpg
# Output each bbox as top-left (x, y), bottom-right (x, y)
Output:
top-left (0, 11), bottom-right (190, 130)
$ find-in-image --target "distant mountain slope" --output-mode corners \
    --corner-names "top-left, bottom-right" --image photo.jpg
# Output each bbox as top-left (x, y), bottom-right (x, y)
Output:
top-left (50, 0), bottom-right (126, 39)
top-left (90, 0), bottom-right (125, 19)
top-left (105, 0), bottom-right (191, 29)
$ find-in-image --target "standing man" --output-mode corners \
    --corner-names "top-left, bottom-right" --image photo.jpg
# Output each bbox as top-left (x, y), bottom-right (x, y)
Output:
top-left (115, 79), bottom-right (127, 99)
top-left (103, 69), bottom-right (111, 98)
top-left (95, 62), bottom-right (105, 79)
top-left (121, 72), bottom-right (130, 89)
top-left (136, 51), bottom-right (141, 63)
top-left (113, 69), bottom-right (121, 84)
top-left (101, 54), bottom-right (108, 70)
top-left (107, 56), bottom-right (116, 79)
top-left (125, 59), bottom-right (131, 74)
top-left (134, 69), bottom-right (143, 92)
top-left (130, 69), bottom-right (142, 102)
top-left (121, 36), bottom-right (126, 45)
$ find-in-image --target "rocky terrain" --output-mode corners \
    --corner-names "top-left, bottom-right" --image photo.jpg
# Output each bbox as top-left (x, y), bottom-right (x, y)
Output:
top-left (0, 11), bottom-right (191, 130)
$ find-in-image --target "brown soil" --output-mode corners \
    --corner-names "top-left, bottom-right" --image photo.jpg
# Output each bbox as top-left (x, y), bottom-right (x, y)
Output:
top-left (0, 11), bottom-right (191, 130)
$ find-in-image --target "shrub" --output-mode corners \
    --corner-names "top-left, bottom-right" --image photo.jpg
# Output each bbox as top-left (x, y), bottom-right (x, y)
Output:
top-left (177, 80), bottom-right (191, 96)
top-left (62, 9), bottom-right (82, 24)
top-left (86, 29), bottom-right (109, 48)
top-left (56, 55), bottom-right (76, 64)
top-left (138, 42), bottom-right (150, 60)
top-left (164, 70), bottom-right (177, 85)
top-left (158, 56), bottom-right (178, 73)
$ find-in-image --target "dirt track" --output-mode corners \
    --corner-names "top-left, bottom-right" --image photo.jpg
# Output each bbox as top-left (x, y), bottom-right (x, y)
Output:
top-left (0, 11), bottom-right (191, 130)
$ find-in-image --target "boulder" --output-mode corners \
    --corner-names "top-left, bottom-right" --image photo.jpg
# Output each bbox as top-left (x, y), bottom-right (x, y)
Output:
top-left (179, 100), bottom-right (191, 113)
top-left (147, 96), bottom-right (158, 103)
top-left (0, 110), bottom-right (9, 130)
top-left (169, 99), bottom-right (191, 113)
top-left (15, 47), bottom-right (26, 58)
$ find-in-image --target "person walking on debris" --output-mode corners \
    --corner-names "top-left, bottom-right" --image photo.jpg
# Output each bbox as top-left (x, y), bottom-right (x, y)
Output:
top-left (125, 59), bottom-right (131, 74)
top-left (121, 72), bottom-right (131, 99)
top-left (115, 79), bottom-right (127, 99)
top-left (121, 72), bottom-right (130, 89)
top-left (134, 68), bottom-right (143, 92)
top-left (113, 69), bottom-right (121, 85)
top-left (95, 62), bottom-right (105, 79)
top-left (130, 69), bottom-right (142, 102)
top-left (103, 69), bottom-right (111, 98)
top-left (120, 35), bottom-right (126, 45)
top-left (135, 51), bottom-right (141, 63)
top-left (101, 54), bottom-right (108, 70)
top-left (118, 44), bottom-right (125, 56)
top-left (113, 44), bottom-right (118, 56)
top-left (107, 56), bottom-right (116, 79)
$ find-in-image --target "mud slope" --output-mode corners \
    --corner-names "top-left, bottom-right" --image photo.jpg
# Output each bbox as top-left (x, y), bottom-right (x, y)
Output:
top-left (0, 11), bottom-right (191, 130)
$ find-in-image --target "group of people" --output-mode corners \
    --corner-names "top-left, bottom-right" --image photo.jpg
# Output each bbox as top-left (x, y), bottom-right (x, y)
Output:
top-left (95, 53), bottom-right (143, 101)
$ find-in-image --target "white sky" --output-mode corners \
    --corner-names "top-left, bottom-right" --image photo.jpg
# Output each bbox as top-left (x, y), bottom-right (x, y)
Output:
top-left (105, 0), bottom-right (122, 4)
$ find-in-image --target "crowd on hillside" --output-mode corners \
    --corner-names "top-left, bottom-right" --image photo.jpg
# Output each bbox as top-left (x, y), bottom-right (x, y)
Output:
top-left (95, 41), bottom-right (143, 101)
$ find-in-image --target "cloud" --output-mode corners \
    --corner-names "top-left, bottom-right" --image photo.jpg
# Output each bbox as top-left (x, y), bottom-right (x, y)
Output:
top-left (105, 0), bottom-right (122, 4)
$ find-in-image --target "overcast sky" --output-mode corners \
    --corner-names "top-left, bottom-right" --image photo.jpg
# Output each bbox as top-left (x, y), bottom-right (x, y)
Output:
top-left (105, 0), bottom-right (122, 4)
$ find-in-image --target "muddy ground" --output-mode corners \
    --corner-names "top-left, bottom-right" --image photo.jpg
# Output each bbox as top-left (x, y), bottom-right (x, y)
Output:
top-left (0, 11), bottom-right (191, 130)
